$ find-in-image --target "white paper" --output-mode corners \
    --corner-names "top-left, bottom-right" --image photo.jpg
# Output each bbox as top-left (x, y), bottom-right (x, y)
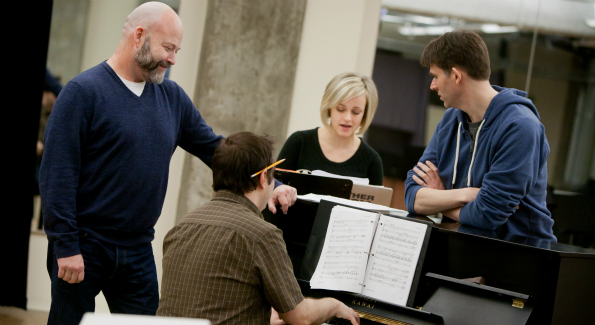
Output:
top-left (311, 170), bottom-right (370, 185)
top-left (298, 194), bottom-right (408, 217)
top-left (310, 206), bottom-right (380, 293)
top-left (361, 214), bottom-right (428, 306)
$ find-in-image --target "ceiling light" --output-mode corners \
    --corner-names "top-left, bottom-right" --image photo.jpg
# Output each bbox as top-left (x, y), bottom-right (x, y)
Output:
top-left (480, 24), bottom-right (519, 34)
top-left (405, 14), bottom-right (444, 26)
top-left (399, 26), bottom-right (454, 36)
top-left (380, 15), bottom-right (406, 24)
top-left (380, 11), bottom-right (446, 26)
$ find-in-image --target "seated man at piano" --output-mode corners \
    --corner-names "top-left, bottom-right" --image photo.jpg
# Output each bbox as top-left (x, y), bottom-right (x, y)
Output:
top-left (404, 30), bottom-right (556, 241)
top-left (156, 131), bottom-right (360, 325)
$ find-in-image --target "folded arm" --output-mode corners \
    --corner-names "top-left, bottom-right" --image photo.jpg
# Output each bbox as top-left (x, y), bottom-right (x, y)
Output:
top-left (413, 187), bottom-right (479, 218)
top-left (410, 160), bottom-right (479, 217)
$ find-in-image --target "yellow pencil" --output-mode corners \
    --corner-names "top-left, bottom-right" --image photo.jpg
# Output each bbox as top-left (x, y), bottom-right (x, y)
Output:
top-left (251, 159), bottom-right (285, 178)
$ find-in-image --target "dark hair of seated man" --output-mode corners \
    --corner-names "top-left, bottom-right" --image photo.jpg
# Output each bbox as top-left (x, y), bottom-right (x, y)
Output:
top-left (212, 131), bottom-right (275, 195)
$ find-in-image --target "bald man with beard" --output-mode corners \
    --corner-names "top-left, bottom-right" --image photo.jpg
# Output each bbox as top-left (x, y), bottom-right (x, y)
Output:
top-left (39, 2), bottom-right (296, 324)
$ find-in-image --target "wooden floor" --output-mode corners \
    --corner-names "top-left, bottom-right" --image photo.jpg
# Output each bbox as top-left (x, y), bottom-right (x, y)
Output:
top-left (0, 306), bottom-right (48, 325)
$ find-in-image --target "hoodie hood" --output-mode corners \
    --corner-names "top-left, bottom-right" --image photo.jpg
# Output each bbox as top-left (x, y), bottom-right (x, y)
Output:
top-left (456, 86), bottom-right (541, 129)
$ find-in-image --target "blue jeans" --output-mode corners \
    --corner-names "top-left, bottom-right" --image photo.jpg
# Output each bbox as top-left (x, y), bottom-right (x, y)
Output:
top-left (47, 233), bottom-right (159, 325)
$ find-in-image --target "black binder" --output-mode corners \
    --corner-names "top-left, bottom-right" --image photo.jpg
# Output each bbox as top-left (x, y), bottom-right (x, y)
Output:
top-left (299, 199), bottom-right (433, 308)
top-left (273, 170), bottom-right (353, 198)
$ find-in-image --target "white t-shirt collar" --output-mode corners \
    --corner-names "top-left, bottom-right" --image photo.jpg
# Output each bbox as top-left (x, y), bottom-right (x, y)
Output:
top-left (116, 74), bottom-right (146, 97)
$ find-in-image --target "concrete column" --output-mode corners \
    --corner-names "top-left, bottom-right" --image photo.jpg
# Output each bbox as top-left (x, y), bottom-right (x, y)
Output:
top-left (47, 0), bottom-right (89, 84)
top-left (80, 0), bottom-right (137, 72)
top-left (176, 0), bottom-right (307, 219)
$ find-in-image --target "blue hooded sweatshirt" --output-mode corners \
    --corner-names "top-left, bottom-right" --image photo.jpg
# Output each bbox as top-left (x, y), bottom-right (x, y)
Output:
top-left (405, 86), bottom-right (556, 241)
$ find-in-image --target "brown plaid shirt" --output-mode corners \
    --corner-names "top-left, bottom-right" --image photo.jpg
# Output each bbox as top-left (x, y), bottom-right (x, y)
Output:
top-left (157, 190), bottom-right (304, 324)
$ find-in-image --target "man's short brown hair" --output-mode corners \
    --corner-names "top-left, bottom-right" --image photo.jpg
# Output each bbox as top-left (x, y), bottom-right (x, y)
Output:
top-left (420, 30), bottom-right (491, 80)
top-left (212, 132), bottom-right (275, 195)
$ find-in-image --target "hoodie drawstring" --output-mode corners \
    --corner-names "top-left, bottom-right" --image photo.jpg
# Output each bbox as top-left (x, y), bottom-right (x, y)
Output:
top-left (467, 120), bottom-right (485, 187)
top-left (452, 122), bottom-right (462, 187)
top-left (452, 119), bottom-right (485, 187)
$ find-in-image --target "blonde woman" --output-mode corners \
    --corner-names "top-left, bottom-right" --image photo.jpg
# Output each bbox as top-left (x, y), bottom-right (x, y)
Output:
top-left (277, 72), bottom-right (383, 185)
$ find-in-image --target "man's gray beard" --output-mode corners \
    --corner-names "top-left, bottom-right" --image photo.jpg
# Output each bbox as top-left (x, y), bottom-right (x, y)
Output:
top-left (134, 37), bottom-right (168, 84)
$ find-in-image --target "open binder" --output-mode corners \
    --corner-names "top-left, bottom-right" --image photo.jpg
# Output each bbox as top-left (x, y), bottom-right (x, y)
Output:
top-left (300, 200), bottom-right (432, 308)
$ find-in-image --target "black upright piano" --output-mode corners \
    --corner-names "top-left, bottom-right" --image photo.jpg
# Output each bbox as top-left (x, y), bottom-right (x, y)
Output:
top-left (264, 199), bottom-right (595, 325)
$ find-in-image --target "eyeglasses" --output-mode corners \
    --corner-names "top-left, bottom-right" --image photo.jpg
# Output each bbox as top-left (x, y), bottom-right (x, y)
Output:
top-left (251, 159), bottom-right (285, 178)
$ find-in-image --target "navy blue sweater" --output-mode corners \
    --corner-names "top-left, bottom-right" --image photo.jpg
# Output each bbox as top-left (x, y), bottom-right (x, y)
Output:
top-left (405, 86), bottom-right (556, 241)
top-left (40, 62), bottom-right (224, 258)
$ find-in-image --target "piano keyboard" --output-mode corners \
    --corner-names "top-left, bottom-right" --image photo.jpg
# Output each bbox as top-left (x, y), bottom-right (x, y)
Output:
top-left (354, 310), bottom-right (413, 325)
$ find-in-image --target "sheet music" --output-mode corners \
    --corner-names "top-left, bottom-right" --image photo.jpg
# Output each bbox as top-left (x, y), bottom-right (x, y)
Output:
top-left (311, 170), bottom-right (370, 185)
top-left (362, 214), bottom-right (428, 306)
top-left (310, 206), bottom-right (380, 293)
top-left (298, 194), bottom-right (407, 216)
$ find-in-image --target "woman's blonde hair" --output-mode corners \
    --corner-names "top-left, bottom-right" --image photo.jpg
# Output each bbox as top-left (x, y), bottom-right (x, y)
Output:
top-left (319, 72), bottom-right (378, 135)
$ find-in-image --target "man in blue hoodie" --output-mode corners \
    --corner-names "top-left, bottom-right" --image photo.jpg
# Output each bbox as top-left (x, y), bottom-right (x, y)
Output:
top-left (404, 30), bottom-right (555, 241)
